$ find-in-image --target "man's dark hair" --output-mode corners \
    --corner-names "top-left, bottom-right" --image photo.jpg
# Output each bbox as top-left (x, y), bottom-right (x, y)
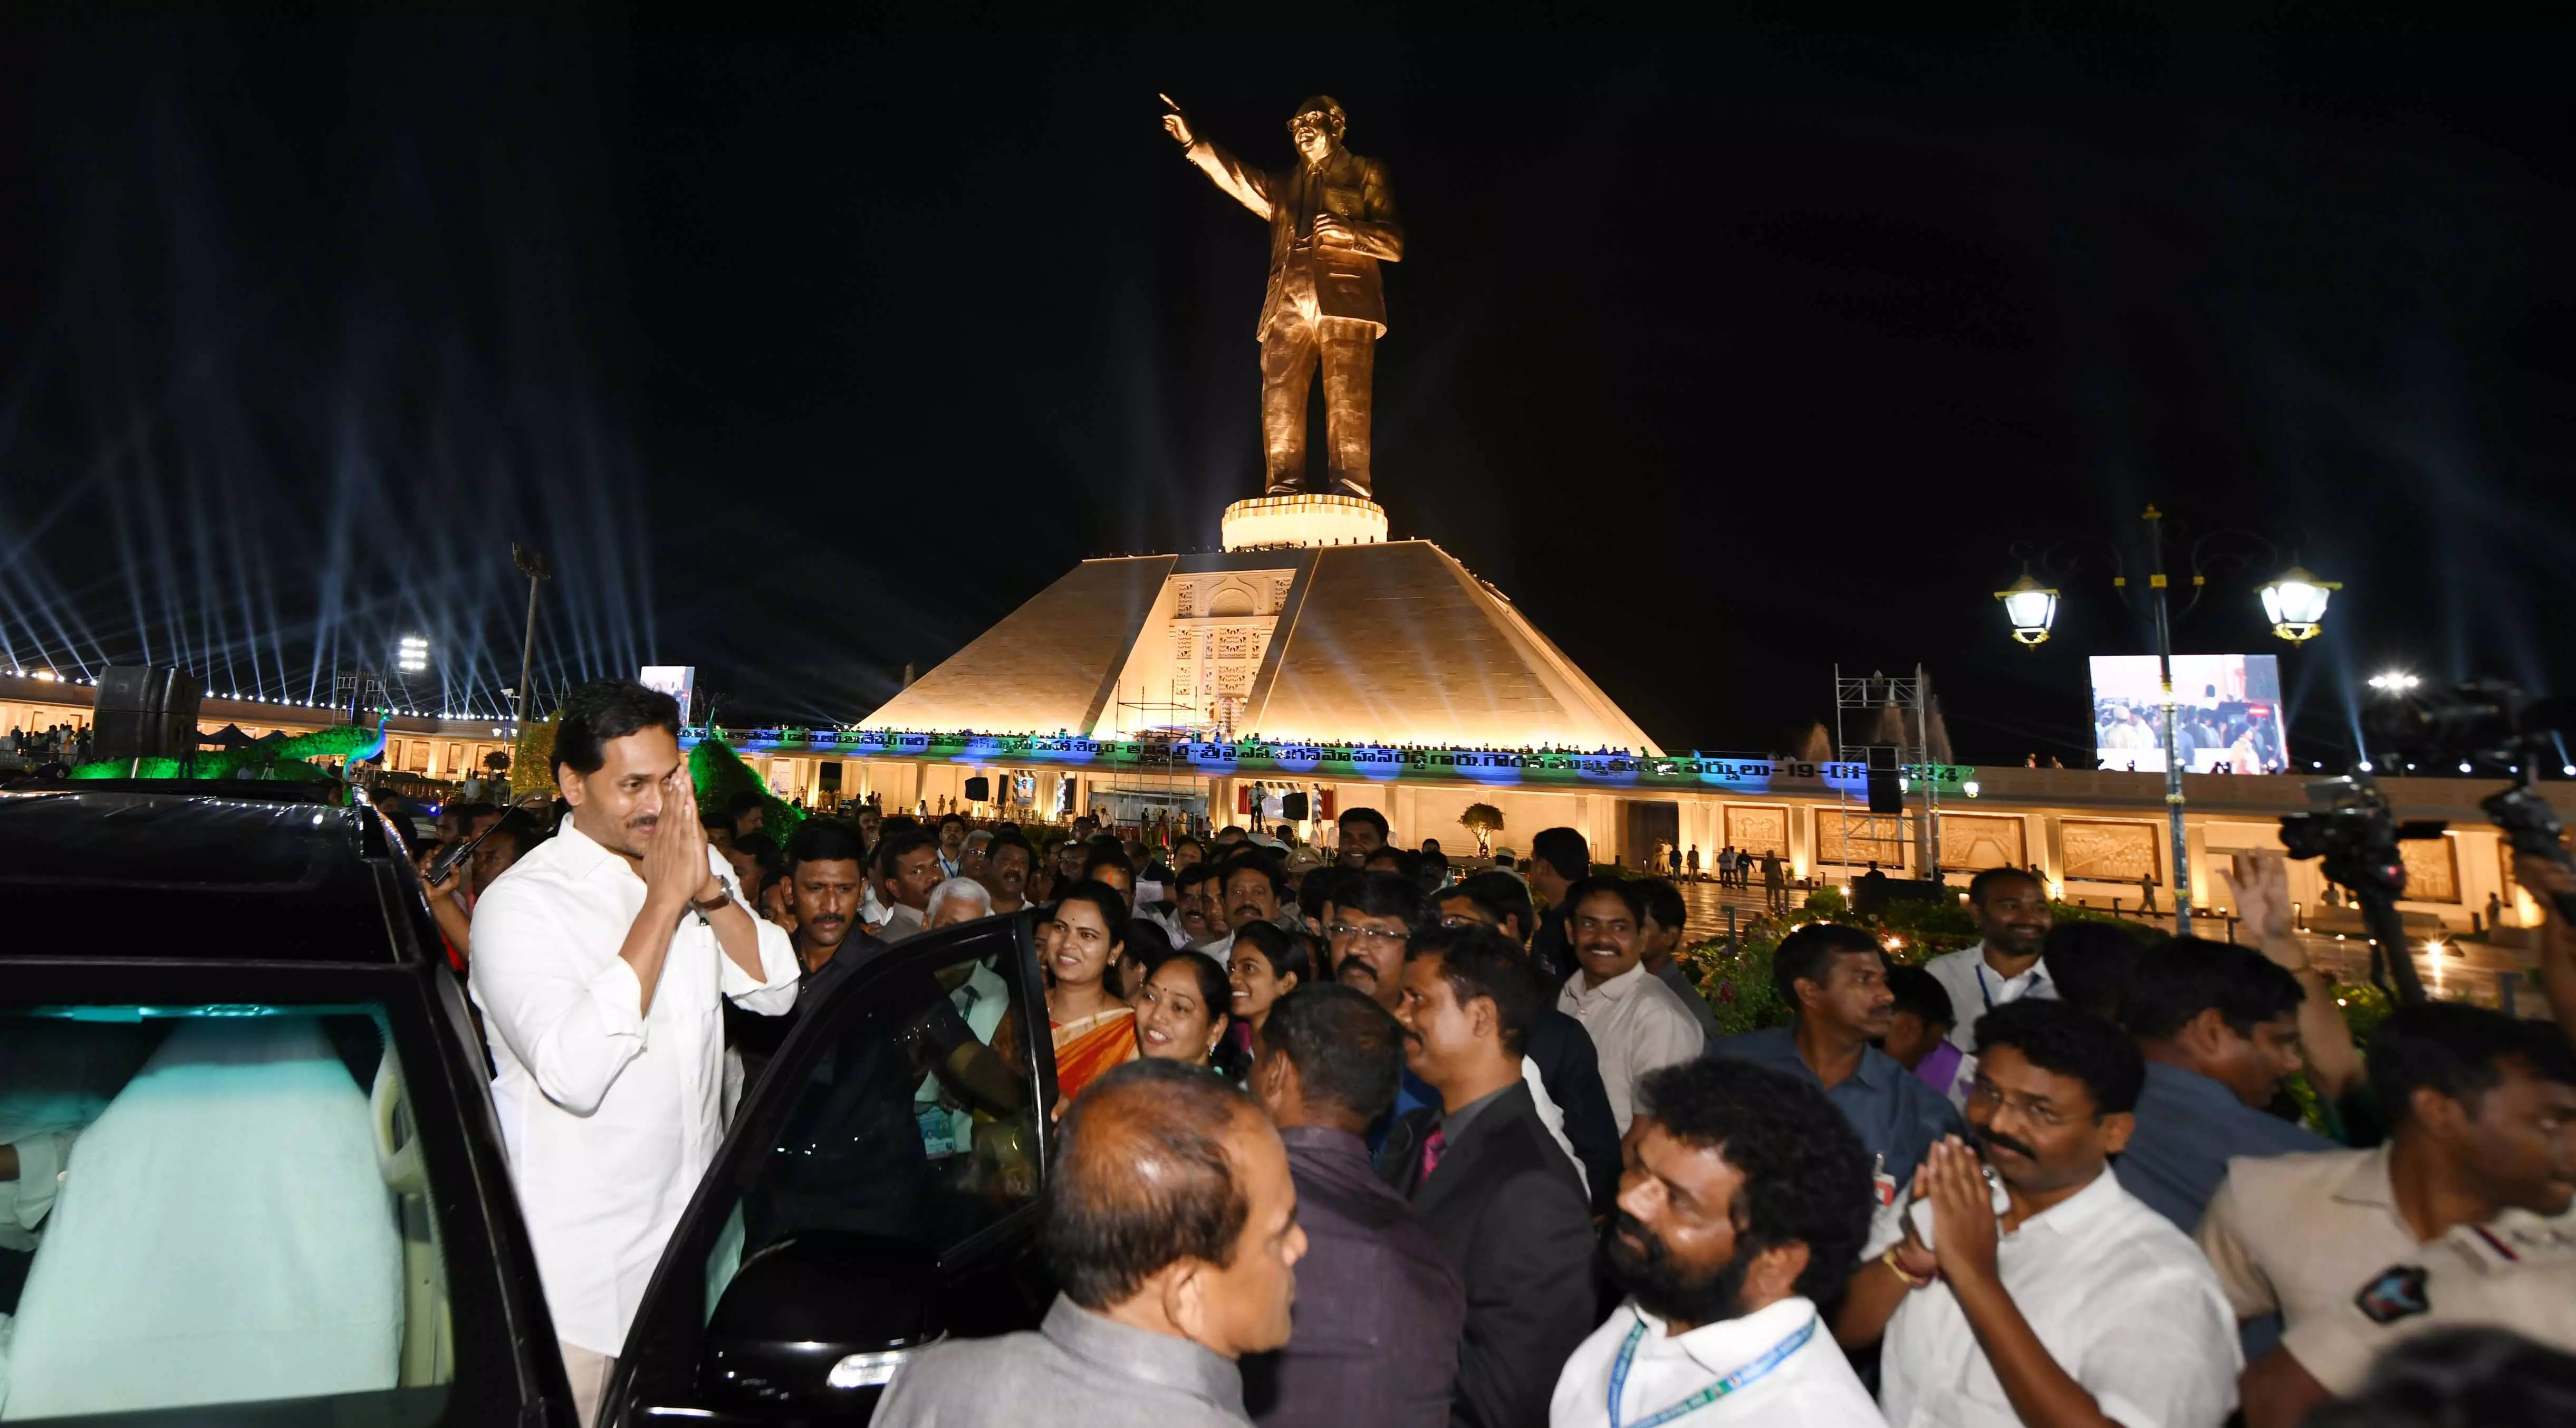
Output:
top-left (724, 790), bottom-right (766, 819)
top-left (783, 818), bottom-right (867, 871)
top-left (1639, 877), bottom-right (1686, 935)
top-left (1447, 870), bottom-right (1535, 940)
top-left (1043, 1059), bottom-right (1257, 1310)
top-left (1564, 875), bottom-right (1650, 927)
top-left (1172, 863), bottom-right (1215, 895)
top-left (549, 678), bottom-right (681, 778)
top-left (1170, 835), bottom-right (1204, 862)
top-left (2303, 1328), bottom-right (2576, 1428)
top-left (1405, 924), bottom-right (1549, 1057)
top-left (1344, 869), bottom-right (1425, 928)
top-left (1884, 961), bottom-right (1955, 1031)
top-left (2367, 1002), bottom-right (2576, 1128)
top-left (1219, 852), bottom-right (1286, 899)
top-left (874, 827), bottom-right (938, 879)
top-left (987, 831), bottom-right (1032, 867)
top-left (485, 807), bottom-right (551, 860)
top-left (1337, 806), bottom-right (1389, 840)
top-left (2122, 936), bottom-right (2306, 1042)
top-left (1298, 864), bottom-right (1358, 922)
top-left (938, 811), bottom-right (967, 832)
top-left (1971, 998), bottom-right (2146, 1117)
top-left (2043, 921), bottom-right (2149, 1020)
top-left (1771, 922), bottom-right (1881, 1008)
top-left (1231, 921), bottom-right (1314, 991)
top-left (1364, 844), bottom-right (1423, 879)
top-left (878, 814), bottom-right (923, 842)
top-left (1631, 1059), bottom-right (1876, 1300)
top-left (1259, 984), bottom-right (1405, 1123)
top-left (1967, 865), bottom-right (2045, 908)
top-left (446, 800), bottom-right (498, 824)
top-left (1531, 827), bottom-right (1592, 885)
top-left (1081, 845), bottom-right (1135, 880)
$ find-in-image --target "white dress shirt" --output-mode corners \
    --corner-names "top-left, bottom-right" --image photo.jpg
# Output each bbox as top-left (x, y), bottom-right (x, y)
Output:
top-left (1558, 962), bottom-right (1710, 1133)
top-left (1552, 1296), bottom-right (1883, 1428)
top-left (469, 819), bottom-right (801, 1355)
top-left (1880, 1167), bottom-right (2241, 1428)
top-left (1922, 946), bottom-right (2057, 1052)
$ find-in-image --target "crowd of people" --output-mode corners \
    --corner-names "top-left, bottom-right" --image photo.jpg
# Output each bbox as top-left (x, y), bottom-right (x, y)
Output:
top-left (3, 722), bottom-right (91, 768)
top-left (424, 678), bottom-right (2576, 1428)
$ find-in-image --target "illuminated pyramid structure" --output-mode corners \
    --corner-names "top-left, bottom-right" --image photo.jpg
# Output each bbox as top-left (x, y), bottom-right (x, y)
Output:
top-left (861, 494), bottom-right (1659, 752)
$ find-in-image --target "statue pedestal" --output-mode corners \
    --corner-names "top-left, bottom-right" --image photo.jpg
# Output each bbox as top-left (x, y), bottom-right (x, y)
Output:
top-left (1220, 493), bottom-right (1388, 551)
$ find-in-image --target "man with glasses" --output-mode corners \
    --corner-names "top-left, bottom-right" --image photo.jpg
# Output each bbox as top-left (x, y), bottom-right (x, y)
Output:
top-left (1836, 999), bottom-right (2240, 1428)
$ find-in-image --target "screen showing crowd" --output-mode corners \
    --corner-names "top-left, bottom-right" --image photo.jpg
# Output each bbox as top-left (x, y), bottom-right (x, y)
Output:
top-left (2088, 654), bottom-right (2290, 775)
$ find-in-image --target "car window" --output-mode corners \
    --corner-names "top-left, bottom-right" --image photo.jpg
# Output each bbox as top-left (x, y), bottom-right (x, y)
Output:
top-left (703, 941), bottom-right (1042, 1312)
top-left (0, 1004), bottom-right (451, 1425)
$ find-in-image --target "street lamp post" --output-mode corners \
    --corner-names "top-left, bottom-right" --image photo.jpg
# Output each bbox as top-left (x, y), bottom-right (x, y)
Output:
top-left (511, 543), bottom-right (552, 730)
top-left (1996, 506), bottom-right (2338, 936)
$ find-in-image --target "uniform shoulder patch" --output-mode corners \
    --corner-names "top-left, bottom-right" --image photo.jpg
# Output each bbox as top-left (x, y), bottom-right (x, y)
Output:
top-left (2354, 1264), bottom-right (2431, 1325)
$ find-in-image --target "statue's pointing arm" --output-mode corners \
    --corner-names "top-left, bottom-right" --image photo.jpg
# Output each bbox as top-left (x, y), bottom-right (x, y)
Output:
top-left (1347, 157), bottom-right (1402, 262)
top-left (1183, 135), bottom-right (1275, 220)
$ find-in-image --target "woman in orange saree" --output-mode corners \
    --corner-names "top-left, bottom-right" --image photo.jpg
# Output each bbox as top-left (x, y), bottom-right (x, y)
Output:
top-left (1044, 880), bottom-right (1138, 1102)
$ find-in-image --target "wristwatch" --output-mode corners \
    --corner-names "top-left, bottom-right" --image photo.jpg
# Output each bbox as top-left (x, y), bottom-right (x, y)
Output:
top-left (690, 881), bottom-right (734, 914)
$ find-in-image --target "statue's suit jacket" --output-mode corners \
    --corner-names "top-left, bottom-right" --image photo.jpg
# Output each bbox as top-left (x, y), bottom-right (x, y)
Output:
top-left (1184, 139), bottom-right (1403, 338)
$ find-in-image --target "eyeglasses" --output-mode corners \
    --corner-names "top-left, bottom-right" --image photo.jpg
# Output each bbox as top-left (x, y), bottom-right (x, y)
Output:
top-left (1965, 1081), bottom-right (2075, 1129)
top-left (1328, 923), bottom-right (1408, 944)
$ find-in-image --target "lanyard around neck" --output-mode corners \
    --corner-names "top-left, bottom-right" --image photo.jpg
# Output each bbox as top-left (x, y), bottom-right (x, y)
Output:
top-left (1974, 957), bottom-right (2044, 1012)
top-left (1607, 1312), bottom-right (1817, 1428)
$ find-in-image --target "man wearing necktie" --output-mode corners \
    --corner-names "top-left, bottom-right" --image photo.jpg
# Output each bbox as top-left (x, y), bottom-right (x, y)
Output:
top-left (1163, 93), bottom-right (1404, 500)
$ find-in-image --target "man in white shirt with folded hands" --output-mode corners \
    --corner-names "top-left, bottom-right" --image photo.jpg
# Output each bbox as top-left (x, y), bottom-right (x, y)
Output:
top-left (470, 678), bottom-right (801, 1427)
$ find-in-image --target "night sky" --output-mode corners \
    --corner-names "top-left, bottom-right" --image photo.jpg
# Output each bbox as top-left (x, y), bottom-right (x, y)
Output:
top-left (4, 5), bottom-right (2572, 766)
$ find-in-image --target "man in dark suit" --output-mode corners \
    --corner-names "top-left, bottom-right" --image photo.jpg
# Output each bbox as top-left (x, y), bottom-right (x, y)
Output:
top-left (1164, 94), bottom-right (1402, 499)
top-left (1383, 926), bottom-right (1600, 1428)
top-left (1244, 985), bottom-right (1463, 1428)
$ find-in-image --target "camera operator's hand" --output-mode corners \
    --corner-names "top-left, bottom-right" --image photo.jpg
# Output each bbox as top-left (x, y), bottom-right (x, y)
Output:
top-left (2234, 849), bottom-right (2359, 1098)
top-left (2231, 851), bottom-right (2301, 967)
top-left (2512, 852), bottom-right (2576, 1038)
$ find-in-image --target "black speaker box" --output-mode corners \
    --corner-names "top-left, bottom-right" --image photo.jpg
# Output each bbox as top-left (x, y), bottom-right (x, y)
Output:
top-left (963, 775), bottom-right (992, 802)
top-left (1280, 791), bottom-right (1310, 821)
top-left (95, 665), bottom-right (206, 765)
top-left (1866, 769), bottom-right (1905, 815)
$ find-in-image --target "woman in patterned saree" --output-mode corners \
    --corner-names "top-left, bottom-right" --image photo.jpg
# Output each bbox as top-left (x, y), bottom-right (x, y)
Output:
top-left (1043, 880), bottom-right (1138, 1103)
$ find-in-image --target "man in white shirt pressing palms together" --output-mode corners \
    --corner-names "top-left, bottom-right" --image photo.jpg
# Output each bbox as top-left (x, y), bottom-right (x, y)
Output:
top-left (470, 678), bottom-right (801, 1427)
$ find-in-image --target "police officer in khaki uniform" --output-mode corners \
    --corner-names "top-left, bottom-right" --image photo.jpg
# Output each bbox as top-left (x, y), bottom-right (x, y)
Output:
top-left (2238, 1223), bottom-right (2576, 1426)
top-left (2195, 1003), bottom-right (2576, 1424)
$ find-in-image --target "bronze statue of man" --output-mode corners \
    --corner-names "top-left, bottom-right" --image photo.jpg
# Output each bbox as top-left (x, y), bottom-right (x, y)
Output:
top-left (1163, 94), bottom-right (1402, 499)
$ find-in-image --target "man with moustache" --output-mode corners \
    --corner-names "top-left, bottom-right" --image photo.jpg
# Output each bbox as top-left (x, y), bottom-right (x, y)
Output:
top-left (1552, 1059), bottom-right (1883, 1427)
top-left (982, 832), bottom-right (1035, 916)
top-left (1920, 868), bottom-right (2056, 1053)
top-left (469, 679), bottom-right (801, 1426)
top-left (876, 826), bottom-right (944, 943)
top-left (726, 818), bottom-right (882, 1088)
top-left (1382, 925), bottom-right (1598, 1428)
top-left (1713, 922), bottom-right (1962, 1191)
top-left (1837, 999), bottom-right (2242, 1428)
top-left (1553, 878), bottom-right (1706, 1135)
top-left (1202, 854), bottom-right (1297, 965)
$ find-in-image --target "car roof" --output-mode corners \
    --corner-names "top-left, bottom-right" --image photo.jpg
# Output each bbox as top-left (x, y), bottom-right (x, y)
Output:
top-left (0, 788), bottom-right (414, 963)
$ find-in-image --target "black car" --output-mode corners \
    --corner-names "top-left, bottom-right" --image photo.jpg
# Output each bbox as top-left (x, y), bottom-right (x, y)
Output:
top-left (0, 783), bottom-right (1063, 1426)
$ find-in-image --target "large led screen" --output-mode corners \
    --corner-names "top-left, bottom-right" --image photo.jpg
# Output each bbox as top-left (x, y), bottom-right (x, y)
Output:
top-left (2089, 654), bottom-right (2287, 775)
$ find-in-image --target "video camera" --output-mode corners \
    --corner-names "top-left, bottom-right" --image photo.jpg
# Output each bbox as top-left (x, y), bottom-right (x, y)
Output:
top-left (2279, 679), bottom-right (2576, 1004)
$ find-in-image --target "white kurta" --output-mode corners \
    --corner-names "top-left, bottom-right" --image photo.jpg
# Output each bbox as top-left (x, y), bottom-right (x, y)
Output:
top-left (1551, 1297), bottom-right (1884, 1428)
top-left (1880, 1169), bottom-right (2241, 1428)
top-left (469, 819), bottom-right (800, 1355)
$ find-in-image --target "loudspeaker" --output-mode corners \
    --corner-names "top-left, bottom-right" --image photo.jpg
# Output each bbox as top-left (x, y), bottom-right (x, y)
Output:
top-left (964, 775), bottom-right (992, 802)
top-left (94, 665), bottom-right (206, 766)
top-left (1866, 770), bottom-right (1905, 814)
top-left (1280, 791), bottom-right (1310, 821)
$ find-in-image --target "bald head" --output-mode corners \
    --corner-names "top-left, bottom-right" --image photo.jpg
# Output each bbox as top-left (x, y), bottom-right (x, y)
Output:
top-left (1045, 1060), bottom-right (1262, 1311)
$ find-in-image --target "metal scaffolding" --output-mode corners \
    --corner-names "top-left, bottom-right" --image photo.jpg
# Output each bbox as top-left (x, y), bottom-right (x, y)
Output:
top-left (1830, 664), bottom-right (1941, 877)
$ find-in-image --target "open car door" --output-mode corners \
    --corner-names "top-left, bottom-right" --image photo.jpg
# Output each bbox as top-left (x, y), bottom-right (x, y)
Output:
top-left (601, 909), bottom-right (1062, 1425)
